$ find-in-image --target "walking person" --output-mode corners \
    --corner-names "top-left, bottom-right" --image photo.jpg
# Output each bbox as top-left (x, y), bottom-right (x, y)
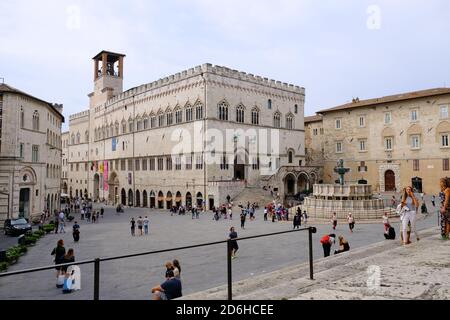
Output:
top-left (264, 207), bottom-right (268, 221)
top-left (391, 196), bottom-right (397, 208)
top-left (401, 186), bottom-right (420, 245)
top-left (96, 211), bottom-right (100, 222)
top-left (51, 239), bottom-right (66, 282)
top-left (137, 216), bottom-right (144, 236)
top-left (303, 211), bottom-right (308, 226)
top-left (80, 207), bottom-right (85, 220)
top-left (91, 211), bottom-right (96, 224)
top-left (331, 212), bottom-right (337, 230)
top-left (229, 227), bottom-right (239, 259)
top-left (240, 210), bottom-right (246, 229)
top-left (347, 213), bottom-right (355, 233)
top-left (440, 177), bottom-right (450, 240)
top-left (320, 234), bottom-right (335, 258)
top-left (228, 207), bottom-right (233, 220)
top-left (143, 216), bottom-right (149, 235)
top-left (293, 212), bottom-right (301, 229)
top-left (431, 195), bottom-right (436, 207)
top-left (58, 211), bottom-right (66, 233)
top-left (100, 206), bottom-right (104, 218)
top-left (130, 217), bottom-right (136, 236)
top-left (72, 221), bottom-right (80, 242)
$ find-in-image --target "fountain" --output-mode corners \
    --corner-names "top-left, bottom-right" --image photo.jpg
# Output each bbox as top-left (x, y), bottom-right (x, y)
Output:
top-left (302, 159), bottom-right (392, 220)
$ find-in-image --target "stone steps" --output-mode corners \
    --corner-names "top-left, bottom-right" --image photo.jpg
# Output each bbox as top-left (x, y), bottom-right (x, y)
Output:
top-left (231, 187), bottom-right (276, 209)
top-left (180, 227), bottom-right (437, 300)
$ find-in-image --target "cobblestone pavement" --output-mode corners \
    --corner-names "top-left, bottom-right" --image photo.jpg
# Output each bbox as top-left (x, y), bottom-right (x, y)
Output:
top-left (0, 200), bottom-right (439, 300)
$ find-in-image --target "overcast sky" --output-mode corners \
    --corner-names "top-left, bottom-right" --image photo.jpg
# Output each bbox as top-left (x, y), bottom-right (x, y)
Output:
top-left (1, 0), bottom-right (449, 130)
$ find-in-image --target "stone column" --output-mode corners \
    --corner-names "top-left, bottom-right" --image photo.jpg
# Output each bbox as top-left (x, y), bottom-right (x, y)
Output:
top-left (94, 59), bottom-right (99, 80)
top-left (102, 52), bottom-right (107, 76)
top-left (118, 56), bottom-right (124, 78)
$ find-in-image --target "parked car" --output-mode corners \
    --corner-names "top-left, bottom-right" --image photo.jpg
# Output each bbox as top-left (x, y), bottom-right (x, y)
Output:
top-left (3, 218), bottom-right (32, 236)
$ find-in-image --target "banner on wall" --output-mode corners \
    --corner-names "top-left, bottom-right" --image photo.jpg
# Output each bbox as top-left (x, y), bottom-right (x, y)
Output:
top-left (99, 162), bottom-right (104, 174)
top-left (112, 137), bottom-right (117, 151)
top-left (104, 161), bottom-right (109, 192)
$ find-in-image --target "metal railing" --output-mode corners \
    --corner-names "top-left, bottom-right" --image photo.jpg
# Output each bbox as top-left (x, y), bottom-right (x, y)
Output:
top-left (0, 227), bottom-right (317, 300)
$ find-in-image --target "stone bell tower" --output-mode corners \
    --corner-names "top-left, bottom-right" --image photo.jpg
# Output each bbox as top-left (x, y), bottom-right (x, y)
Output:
top-left (91, 50), bottom-right (125, 104)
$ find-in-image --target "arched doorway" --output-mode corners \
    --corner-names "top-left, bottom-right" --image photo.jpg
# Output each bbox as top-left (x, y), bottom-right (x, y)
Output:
top-left (143, 190), bottom-right (148, 207)
top-left (234, 152), bottom-right (246, 180)
top-left (166, 191), bottom-right (173, 209)
top-left (47, 194), bottom-right (50, 212)
top-left (284, 174), bottom-right (296, 195)
top-left (121, 188), bottom-right (126, 206)
top-left (385, 170), bottom-right (396, 192)
top-left (298, 173), bottom-right (309, 194)
top-left (69, 187), bottom-right (73, 198)
top-left (19, 188), bottom-right (31, 218)
top-left (63, 182), bottom-right (68, 194)
top-left (76, 189), bottom-right (79, 198)
top-left (128, 189), bottom-right (134, 206)
top-left (84, 189), bottom-right (88, 199)
top-left (108, 172), bottom-right (119, 204)
top-left (412, 177), bottom-right (423, 193)
top-left (135, 190), bottom-right (141, 207)
top-left (50, 194), bottom-right (54, 214)
top-left (175, 191), bottom-right (182, 208)
top-left (93, 174), bottom-right (100, 200)
top-left (196, 192), bottom-right (203, 208)
top-left (149, 190), bottom-right (156, 208)
top-left (186, 192), bottom-right (192, 208)
top-left (157, 191), bottom-right (164, 209)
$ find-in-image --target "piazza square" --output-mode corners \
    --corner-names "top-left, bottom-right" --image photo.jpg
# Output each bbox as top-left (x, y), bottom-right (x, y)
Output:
top-left (0, 1), bottom-right (450, 311)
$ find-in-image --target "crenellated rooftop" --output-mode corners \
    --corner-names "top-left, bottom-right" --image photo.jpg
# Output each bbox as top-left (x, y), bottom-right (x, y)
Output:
top-left (69, 110), bottom-right (90, 121)
top-left (106, 63), bottom-right (305, 106)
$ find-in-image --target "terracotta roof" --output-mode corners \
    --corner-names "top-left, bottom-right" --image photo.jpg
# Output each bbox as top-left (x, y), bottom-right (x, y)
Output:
top-left (304, 115), bottom-right (323, 123)
top-left (0, 83), bottom-right (65, 122)
top-left (317, 88), bottom-right (450, 114)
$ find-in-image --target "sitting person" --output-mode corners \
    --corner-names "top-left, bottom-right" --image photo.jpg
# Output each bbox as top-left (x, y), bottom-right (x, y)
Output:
top-left (151, 270), bottom-right (182, 300)
top-left (334, 236), bottom-right (350, 255)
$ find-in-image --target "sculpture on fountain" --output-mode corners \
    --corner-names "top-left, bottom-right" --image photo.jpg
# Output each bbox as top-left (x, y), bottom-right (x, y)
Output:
top-left (334, 159), bottom-right (350, 186)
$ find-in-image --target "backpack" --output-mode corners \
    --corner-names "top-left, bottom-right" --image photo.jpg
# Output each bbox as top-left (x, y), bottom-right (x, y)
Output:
top-left (320, 235), bottom-right (330, 244)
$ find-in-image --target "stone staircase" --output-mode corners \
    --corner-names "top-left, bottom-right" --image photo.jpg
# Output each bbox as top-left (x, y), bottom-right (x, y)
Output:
top-left (231, 186), bottom-right (277, 209)
top-left (180, 227), bottom-right (438, 300)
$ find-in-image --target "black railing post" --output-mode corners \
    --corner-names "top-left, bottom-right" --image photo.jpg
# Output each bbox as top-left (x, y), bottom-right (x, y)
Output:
top-left (94, 258), bottom-right (100, 300)
top-left (308, 227), bottom-right (314, 280)
top-left (227, 239), bottom-right (232, 300)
